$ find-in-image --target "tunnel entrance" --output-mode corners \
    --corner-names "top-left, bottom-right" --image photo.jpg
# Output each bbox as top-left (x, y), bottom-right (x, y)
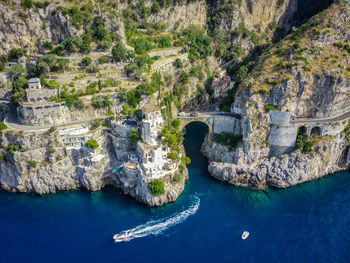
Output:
top-left (310, 126), bottom-right (322, 137)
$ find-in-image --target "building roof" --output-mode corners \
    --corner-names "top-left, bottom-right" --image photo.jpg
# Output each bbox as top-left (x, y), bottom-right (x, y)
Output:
top-left (28, 78), bottom-right (40, 84)
top-left (143, 103), bottom-right (160, 114)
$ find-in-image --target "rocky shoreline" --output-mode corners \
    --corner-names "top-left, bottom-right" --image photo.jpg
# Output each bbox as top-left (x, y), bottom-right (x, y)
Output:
top-left (202, 133), bottom-right (350, 189)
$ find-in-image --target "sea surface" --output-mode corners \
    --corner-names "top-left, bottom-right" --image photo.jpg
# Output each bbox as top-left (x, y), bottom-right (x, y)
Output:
top-left (0, 122), bottom-right (350, 263)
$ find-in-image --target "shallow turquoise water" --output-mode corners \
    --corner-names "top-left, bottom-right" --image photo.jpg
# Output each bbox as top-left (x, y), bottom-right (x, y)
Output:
top-left (0, 122), bottom-right (349, 262)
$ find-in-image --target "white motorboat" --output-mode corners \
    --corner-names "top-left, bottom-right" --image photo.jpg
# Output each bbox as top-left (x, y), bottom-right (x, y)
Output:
top-left (241, 231), bottom-right (249, 240)
top-left (113, 231), bottom-right (132, 242)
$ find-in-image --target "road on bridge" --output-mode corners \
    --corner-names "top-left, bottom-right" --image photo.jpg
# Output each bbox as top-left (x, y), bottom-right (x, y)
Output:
top-left (291, 110), bottom-right (350, 124)
top-left (177, 111), bottom-right (241, 119)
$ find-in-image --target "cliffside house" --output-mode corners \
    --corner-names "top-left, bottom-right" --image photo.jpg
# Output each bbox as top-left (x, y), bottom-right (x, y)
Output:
top-left (136, 141), bottom-right (170, 178)
top-left (59, 127), bottom-right (104, 149)
top-left (141, 104), bottom-right (164, 145)
top-left (17, 78), bottom-right (67, 126)
top-left (212, 76), bottom-right (233, 98)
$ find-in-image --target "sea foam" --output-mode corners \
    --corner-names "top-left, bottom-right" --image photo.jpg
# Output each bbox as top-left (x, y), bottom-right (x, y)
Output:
top-left (114, 196), bottom-right (200, 242)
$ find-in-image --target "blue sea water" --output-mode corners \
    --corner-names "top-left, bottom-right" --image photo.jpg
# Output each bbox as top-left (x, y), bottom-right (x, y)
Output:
top-left (0, 122), bottom-right (350, 263)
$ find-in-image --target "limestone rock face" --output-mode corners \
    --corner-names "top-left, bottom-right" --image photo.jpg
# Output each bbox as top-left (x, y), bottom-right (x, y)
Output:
top-left (0, 130), bottom-right (109, 194)
top-left (149, 1), bottom-right (207, 31)
top-left (207, 135), bottom-right (349, 189)
top-left (0, 3), bottom-right (125, 55)
top-left (202, 1), bottom-right (350, 190)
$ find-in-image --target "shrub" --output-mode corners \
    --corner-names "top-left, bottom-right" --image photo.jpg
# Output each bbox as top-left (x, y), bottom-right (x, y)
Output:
top-left (121, 104), bottom-right (130, 115)
top-left (253, 89), bottom-right (269, 95)
top-left (0, 154), bottom-right (6, 162)
top-left (129, 128), bottom-right (140, 144)
top-left (34, 1), bottom-right (44, 8)
top-left (81, 57), bottom-right (92, 67)
top-left (214, 133), bottom-right (243, 150)
top-left (43, 41), bottom-right (53, 49)
top-left (21, 0), bottom-right (33, 9)
top-left (28, 160), bottom-right (37, 168)
top-left (148, 180), bottom-right (165, 196)
top-left (173, 173), bottom-right (183, 182)
top-left (303, 140), bottom-right (313, 153)
top-left (98, 56), bottom-right (108, 64)
top-left (92, 119), bottom-right (101, 129)
top-left (264, 104), bottom-right (278, 112)
top-left (167, 152), bottom-right (178, 160)
top-left (86, 139), bottom-right (99, 149)
top-left (0, 122), bottom-right (8, 130)
top-left (49, 148), bottom-right (55, 153)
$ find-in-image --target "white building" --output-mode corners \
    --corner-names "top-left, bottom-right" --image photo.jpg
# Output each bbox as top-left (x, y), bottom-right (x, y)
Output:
top-left (136, 141), bottom-right (171, 179)
top-left (141, 104), bottom-right (164, 145)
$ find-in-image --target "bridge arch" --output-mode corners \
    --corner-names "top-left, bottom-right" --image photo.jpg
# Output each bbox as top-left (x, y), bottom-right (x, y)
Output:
top-left (180, 119), bottom-right (212, 143)
top-left (310, 126), bottom-right (322, 136)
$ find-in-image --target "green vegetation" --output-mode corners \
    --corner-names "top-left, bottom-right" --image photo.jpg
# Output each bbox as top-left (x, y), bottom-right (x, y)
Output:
top-left (173, 172), bottom-right (183, 183)
top-left (27, 160), bottom-right (37, 168)
top-left (296, 127), bottom-right (313, 153)
top-left (253, 88), bottom-right (270, 95)
top-left (91, 95), bottom-right (112, 109)
top-left (0, 122), bottom-right (8, 131)
top-left (9, 48), bottom-right (26, 59)
top-left (264, 104), bottom-right (278, 112)
top-left (81, 57), bottom-right (92, 67)
top-left (86, 139), bottom-right (99, 150)
top-left (0, 154), bottom-right (7, 162)
top-left (214, 133), bottom-right (243, 150)
top-left (92, 119), bottom-right (101, 129)
top-left (167, 151), bottom-right (178, 160)
top-left (178, 25), bottom-right (213, 62)
top-left (343, 121), bottom-right (350, 143)
top-left (148, 180), bottom-right (165, 196)
top-left (5, 144), bottom-right (25, 154)
top-left (129, 128), bottom-right (141, 144)
top-left (112, 43), bottom-right (128, 62)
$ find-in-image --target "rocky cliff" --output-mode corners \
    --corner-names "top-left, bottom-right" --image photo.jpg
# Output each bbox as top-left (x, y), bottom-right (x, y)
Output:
top-left (202, 0), bottom-right (350, 189)
top-left (0, 129), bottom-right (110, 194)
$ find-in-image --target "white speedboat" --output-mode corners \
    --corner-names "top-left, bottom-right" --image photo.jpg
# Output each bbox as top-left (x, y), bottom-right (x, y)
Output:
top-left (241, 231), bottom-right (249, 240)
top-left (113, 231), bottom-right (132, 242)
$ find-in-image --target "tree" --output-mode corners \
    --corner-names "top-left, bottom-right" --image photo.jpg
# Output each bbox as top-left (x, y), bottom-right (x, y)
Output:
top-left (21, 0), bottom-right (33, 8)
top-left (92, 119), bottom-right (101, 129)
top-left (150, 2), bottom-right (161, 13)
top-left (112, 44), bottom-right (127, 62)
top-left (86, 139), bottom-right (99, 150)
top-left (98, 56), bottom-right (108, 64)
top-left (9, 48), bottom-right (26, 59)
top-left (98, 40), bottom-right (112, 51)
top-left (167, 152), bottom-right (178, 160)
top-left (9, 64), bottom-right (27, 77)
top-left (37, 61), bottom-right (50, 75)
top-left (81, 57), bottom-right (92, 67)
top-left (94, 25), bottom-right (109, 41)
top-left (129, 128), bottom-right (140, 144)
top-left (43, 41), bottom-right (53, 49)
top-left (48, 80), bottom-right (59, 89)
top-left (172, 119), bottom-right (181, 130)
top-left (148, 180), bottom-right (165, 196)
top-left (122, 104), bottom-right (130, 115)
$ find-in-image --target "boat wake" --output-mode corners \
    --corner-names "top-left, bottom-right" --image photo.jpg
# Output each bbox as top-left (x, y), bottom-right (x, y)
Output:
top-left (114, 196), bottom-right (200, 243)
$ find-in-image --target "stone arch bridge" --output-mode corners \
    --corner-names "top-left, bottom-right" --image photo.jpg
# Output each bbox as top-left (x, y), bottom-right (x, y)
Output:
top-left (177, 112), bottom-right (242, 141)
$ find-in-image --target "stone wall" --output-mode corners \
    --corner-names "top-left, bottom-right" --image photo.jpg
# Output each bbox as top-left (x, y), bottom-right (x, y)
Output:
top-left (211, 117), bottom-right (241, 135)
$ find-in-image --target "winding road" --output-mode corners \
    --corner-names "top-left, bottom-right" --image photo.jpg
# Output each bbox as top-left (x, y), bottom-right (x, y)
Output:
top-left (291, 110), bottom-right (350, 124)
